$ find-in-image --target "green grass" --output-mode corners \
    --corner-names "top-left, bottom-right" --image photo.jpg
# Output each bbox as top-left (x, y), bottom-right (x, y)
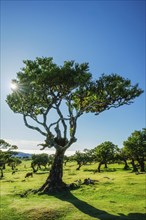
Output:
top-left (0, 161), bottom-right (146, 220)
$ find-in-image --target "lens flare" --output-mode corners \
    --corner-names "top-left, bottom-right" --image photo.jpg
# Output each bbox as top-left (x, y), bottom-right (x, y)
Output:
top-left (10, 82), bottom-right (18, 90)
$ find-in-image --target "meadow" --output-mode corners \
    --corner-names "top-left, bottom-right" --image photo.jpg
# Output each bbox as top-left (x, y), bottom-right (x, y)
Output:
top-left (0, 160), bottom-right (146, 220)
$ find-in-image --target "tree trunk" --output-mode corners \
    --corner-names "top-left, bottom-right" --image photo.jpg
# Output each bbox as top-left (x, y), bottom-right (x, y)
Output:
top-left (131, 159), bottom-right (138, 172)
top-left (11, 164), bottom-right (15, 170)
top-left (0, 168), bottom-right (4, 178)
top-left (138, 158), bottom-right (145, 172)
top-left (37, 148), bottom-right (66, 193)
top-left (97, 161), bottom-right (102, 173)
top-left (38, 165), bottom-right (42, 170)
top-left (3, 163), bottom-right (6, 170)
top-left (104, 162), bottom-right (108, 169)
top-left (123, 159), bottom-right (129, 170)
top-left (76, 162), bottom-right (82, 170)
top-left (31, 164), bottom-right (38, 173)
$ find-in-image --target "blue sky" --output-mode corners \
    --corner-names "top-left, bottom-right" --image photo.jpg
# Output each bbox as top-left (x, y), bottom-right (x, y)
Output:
top-left (1, 0), bottom-right (145, 155)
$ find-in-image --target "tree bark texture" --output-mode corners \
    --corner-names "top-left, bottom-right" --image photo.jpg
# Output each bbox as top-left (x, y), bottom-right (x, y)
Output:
top-left (38, 149), bottom-right (66, 193)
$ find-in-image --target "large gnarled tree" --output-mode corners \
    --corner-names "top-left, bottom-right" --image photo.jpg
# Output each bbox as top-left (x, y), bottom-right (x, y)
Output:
top-left (6, 57), bottom-right (143, 192)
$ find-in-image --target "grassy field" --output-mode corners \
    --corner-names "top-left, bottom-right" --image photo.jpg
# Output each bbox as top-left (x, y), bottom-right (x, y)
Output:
top-left (0, 160), bottom-right (146, 220)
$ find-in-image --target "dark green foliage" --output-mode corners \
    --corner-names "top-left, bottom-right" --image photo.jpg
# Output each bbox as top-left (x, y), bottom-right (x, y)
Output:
top-left (0, 139), bottom-right (19, 177)
top-left (7, 157), bottom-right (22, 170)
top-left (123, 128), bottom-right (146, 172)
top-left (116, 148), bottom-right (130, 170)
top-left (6, 57), bottom-right (143, 151)
top-left (73, 149), bottom-right (95, 170)
top-left (94, 141), bottom-right (118, 172)
top-left (31, 153), bottom-right (51, 171)
top-left (0, 139), bottom-right (18, 151)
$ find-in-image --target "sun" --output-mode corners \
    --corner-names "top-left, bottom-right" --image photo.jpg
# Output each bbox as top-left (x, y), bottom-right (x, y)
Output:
top-left (10, 82), bottom-right (18, 90)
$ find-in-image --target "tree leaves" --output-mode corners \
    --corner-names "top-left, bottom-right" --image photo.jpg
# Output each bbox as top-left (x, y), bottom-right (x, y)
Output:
top-left (123, 128), bottom-right (146, 159)
top-left (6, 57), bottom-right (143, 150)
top-left (94, 141), bottom-right (118, 162)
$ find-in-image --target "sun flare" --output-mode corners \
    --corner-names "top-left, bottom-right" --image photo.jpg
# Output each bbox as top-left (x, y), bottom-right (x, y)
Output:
top-left (10, 82), bottom-right (18, 90)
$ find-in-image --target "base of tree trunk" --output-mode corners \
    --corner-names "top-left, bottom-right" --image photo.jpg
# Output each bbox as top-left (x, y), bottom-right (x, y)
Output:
top-left (139, 162), bottom-right (145, 172)
top-left (34, 148), bottom-right (68, 193)
top-left (35, 178), bottom-right (81, 194)
top-left (140, 168), bottom-right (145, 172)
top-left (36, 178), bottom-right (69, 194)
top-left (123, 165), bottom-right (129, 170)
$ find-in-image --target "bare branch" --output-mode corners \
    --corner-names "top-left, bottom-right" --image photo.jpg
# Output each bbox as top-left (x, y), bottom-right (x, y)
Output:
top-left (55, 102), bottom-right (67, 139)
top-left (23, 115), bottom-right (47, 136)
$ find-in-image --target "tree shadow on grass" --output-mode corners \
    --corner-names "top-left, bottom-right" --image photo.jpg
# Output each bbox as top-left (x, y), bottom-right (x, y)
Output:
top-left (53, 191), bottom-right (146, 220)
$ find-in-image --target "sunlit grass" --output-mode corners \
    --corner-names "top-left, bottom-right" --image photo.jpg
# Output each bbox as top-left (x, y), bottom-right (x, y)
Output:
top-left (0, 160), bottom-right (146, 220)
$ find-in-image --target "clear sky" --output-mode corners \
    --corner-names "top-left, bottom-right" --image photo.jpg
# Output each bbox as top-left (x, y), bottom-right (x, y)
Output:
top-left (1, 0), bottom-right (145, 155)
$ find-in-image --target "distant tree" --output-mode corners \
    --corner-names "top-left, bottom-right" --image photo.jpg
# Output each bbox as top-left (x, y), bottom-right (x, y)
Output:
top-left (94, 141), bottom-right (118, 172)
top-left (123, 128), bottom-right (146, 172)
top-left (31, 153), bottom-right (50, 171)
top-left (0, 139), bottom-right (18, 178)
top-left (63, 155), bottom-right (69, 166)
top-left (83, 148), bottom-right (96, 164)
top-left (73, 151), bottom-right (87, 170)
top-left (0, 139), bottom-right (10, 149)
top-left (0, 139), bottom-right (18, 152)
top-left (116, 147), bottom-right (130, 170)
top-left (6, 57), bottom-right (143, 192)
top-left (0, 151), bottom-right (8, 177)
top-left (7, 157), bottom-right (22, 170)
top-left (73, 149), bottom-right (95, 170)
